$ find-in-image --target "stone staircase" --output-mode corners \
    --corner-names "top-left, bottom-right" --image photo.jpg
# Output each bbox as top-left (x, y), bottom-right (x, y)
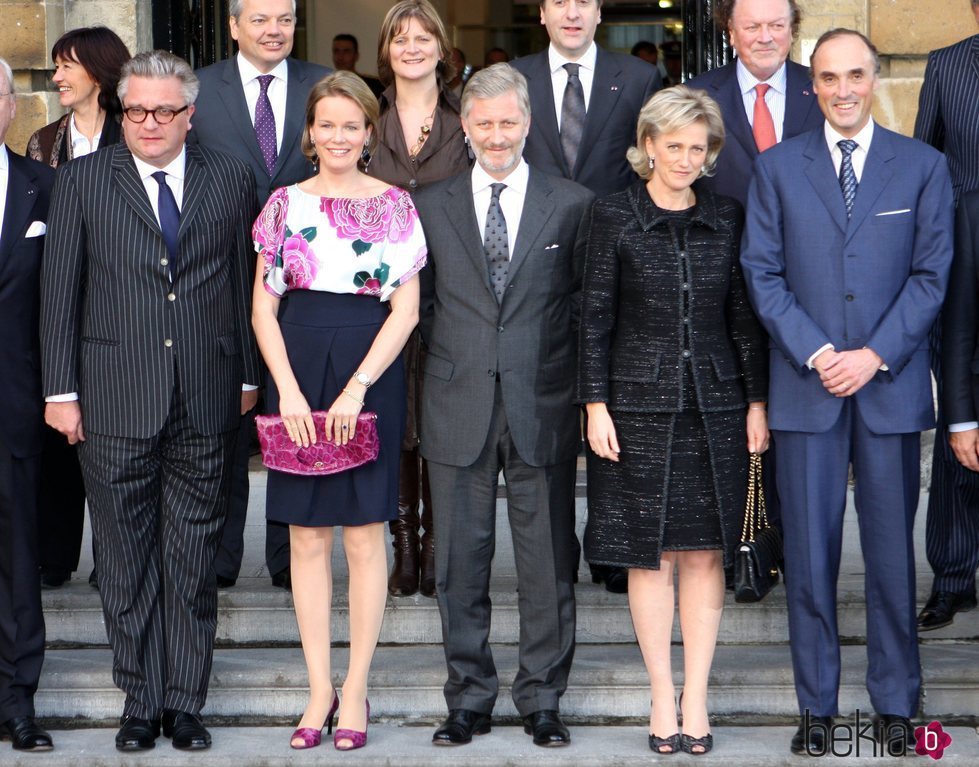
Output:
top-left (22, 459), bottom-right (979, 764)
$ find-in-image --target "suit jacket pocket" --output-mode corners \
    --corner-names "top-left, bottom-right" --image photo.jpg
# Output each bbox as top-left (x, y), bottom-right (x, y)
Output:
top-left (424, 352), bottom-right (454, 381)
top-left (710, 352), bottom-right (740, 382)
top-left (81, 336), bottom-right (120, 347)
top-left (217, 334), bottom-right (239, 356)
top-left (542, 355), bottom-right (575, 384)
top-left (610, 352), bottom-right (661, 383)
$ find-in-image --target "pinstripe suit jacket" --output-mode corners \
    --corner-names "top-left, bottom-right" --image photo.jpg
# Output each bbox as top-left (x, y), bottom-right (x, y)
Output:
top-left (40, 143), bottom-right (261, 439)
top-left (915, 33), bottom-right (979, 203)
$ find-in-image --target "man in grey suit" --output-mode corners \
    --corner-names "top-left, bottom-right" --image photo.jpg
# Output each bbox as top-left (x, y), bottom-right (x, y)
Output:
top-left (913, 0), bottom-right (979, 631)
top-left (41, 50), bottom-right (260, 752)
top-left (415, 64), bottom-right (593, 749)
top-left (190, 0), bottom-right (330, 589)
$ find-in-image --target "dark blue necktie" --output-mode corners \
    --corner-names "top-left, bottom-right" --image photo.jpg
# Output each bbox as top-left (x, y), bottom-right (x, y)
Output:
top-left (152, 171), bottom-right (180, 264)
top-left (838, 139), bottom-right (858, 218)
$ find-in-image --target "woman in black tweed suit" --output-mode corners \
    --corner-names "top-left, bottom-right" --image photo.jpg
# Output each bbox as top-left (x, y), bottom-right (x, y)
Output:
top-left (577, 86), bottom-right (768, 755)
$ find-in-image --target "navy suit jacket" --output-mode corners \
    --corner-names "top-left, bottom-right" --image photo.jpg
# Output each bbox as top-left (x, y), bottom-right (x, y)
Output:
top-left (686, 59), bottom-right (823, 207)
top-left (740, 123), bottom-right (954, 435)
top-left (511, 46), bottom-right (661, 196)
top-left (914, 33), bottom-right (979, 202)
top-left (190, 57), bottom-right (331, 207)
top-left (0, 150), bottom-right (54, 457)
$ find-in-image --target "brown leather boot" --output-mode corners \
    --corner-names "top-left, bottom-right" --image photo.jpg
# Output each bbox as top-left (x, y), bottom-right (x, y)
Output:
top-left (419, 460), bottom-right (436, 598)
top-left (389, 450), bottom-right (421, 597)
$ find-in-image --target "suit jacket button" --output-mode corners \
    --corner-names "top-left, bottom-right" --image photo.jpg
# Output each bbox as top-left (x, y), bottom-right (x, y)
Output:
top-left (167, 293), bottom-right (176, 302)
top-left (164, 339), bottom-right (173, 348)
top-left (487, 370), bottom-right (494, 376)
top-left (845, 294), bottom-right (855, 301)
top-left (498, 325), bottom-right (504, 332)
top-left (682, 350), bottom-right (691, 358)
top-left (160, 258), bottom-right (169, 266)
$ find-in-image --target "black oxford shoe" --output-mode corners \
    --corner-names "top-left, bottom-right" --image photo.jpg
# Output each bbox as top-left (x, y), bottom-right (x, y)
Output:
top-left (874, 714), bottom-right (916, 756)
top-left (115, 715), bottom-right (160, 751)
top-left (917, 590), bottom-right (977, 631)
top-left (432, 709), bottom-right (491, 745)
top-left (790, 715), bottom-right (832, 755)
top-left (1, 717), bottom-right (53, 751)
top-left (162, 710), bottom-right (211, 750)
top-left (270, 567), bottom-right (292, 591)
top-left (523, 710), bottom-right (570, 747)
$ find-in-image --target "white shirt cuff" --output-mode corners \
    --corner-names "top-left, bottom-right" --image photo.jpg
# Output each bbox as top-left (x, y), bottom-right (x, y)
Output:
top-left (45, 393), bottom-right (79, 402)
top-left (949, 422), bottom-right (978, 433)
top-left (242, 384), bottom-right (258, 391)
top-left (807, 344), bottom-right (834, 369)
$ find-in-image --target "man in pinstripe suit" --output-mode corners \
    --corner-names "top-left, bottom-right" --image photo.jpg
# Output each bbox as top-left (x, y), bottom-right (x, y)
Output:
top-left (40, 50), bottom-right (260, 752)
top-left (914, 0), bottom-right (979, 631)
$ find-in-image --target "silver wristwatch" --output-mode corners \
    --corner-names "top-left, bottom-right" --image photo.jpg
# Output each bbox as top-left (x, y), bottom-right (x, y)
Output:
top-left (353, 371), bottom-right (373, 388)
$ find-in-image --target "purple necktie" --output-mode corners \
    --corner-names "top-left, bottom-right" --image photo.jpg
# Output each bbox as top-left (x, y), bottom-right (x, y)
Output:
top-left (255, 74), bottom-right (278, 175)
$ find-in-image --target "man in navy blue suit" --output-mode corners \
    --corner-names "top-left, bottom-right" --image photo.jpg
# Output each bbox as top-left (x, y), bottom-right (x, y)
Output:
top-left (0, 57), bottom-right (55, 752)
top-left (741, 30), bottom-right (954, 757)
top-left (686, 0), bottom-right (822, 206)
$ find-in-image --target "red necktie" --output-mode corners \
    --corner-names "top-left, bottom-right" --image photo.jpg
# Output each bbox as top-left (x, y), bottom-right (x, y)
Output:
top-left (752, 83), bottom-right (777, 152)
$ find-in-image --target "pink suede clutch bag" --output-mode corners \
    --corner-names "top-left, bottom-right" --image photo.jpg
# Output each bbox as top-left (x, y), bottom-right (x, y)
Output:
top-left (255, 411), bottom-right (379, 476)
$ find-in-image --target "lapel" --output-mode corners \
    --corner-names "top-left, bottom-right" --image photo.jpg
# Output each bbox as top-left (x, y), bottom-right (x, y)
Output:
top-left (971, 34), bottom-right (979, 85)
top-left (802, 128), bottom-right (849, 234)
top-left (277, 59), bottom-right (307, 177)
top-left (576, 47), bottom-right (624, 177)
top-left (525, 52), bottom-right (566, 175)
top-left (218, 58), bottom-right (268, 175)
top-left (178, 143), bottom-right (209, 245)
top-left (712, 61), bottom-right (758, 163)
top-left (507, 169), bottom-right (555, 284)
top-left (0, 153), bottom-right (40, 274)
top-left (783, 61), bottom-right (818, 139)
top-left (442, 172), bottom-right (497, 302)
top-left (844, 125), bottom-right (894, 244)
top-left (110, 144), bottom-right (162, 236)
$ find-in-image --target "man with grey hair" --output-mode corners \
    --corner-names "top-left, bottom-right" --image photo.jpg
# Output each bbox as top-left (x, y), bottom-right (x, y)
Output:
top-left (415, 63), bottom-right (593, 748)
top-left (0, 56), bottom-right (55, 753)
top-left (189, 0), bottom-right (330, 592)
top-left (42, 49), bottom-right (260, 752)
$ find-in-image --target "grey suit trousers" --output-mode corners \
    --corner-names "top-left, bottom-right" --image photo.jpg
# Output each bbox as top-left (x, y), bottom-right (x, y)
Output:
top-left (430, 383), bottom-right (577, 716)
top-left (78, 388), bottom-right (235, 719)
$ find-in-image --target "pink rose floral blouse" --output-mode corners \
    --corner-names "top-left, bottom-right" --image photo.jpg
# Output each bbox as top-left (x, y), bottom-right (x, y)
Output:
top-left (254, 185), bottom-right (427, 301)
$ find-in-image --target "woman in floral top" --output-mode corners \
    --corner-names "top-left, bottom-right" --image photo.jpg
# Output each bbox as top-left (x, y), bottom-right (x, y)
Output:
top-left (252, 72), bottom-right (425, 752)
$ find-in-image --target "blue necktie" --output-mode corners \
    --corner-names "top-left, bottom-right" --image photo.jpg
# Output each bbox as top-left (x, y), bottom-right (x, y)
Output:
top-left (838, 139), bottom-right (858, 218)
top-left (152, 171), bottom-right (180, 264)
top-left (255, 74), bottom-right (278, 175)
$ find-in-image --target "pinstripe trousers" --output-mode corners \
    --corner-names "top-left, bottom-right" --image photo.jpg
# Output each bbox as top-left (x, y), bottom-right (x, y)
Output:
top-left (78, 387), bottom-right (235, 720)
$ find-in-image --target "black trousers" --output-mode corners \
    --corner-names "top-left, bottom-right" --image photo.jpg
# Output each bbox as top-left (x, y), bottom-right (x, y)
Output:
top-left (36, 426), bottom-right (86, 573)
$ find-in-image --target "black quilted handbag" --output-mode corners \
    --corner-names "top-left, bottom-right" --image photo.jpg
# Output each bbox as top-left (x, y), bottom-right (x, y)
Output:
top-left (734, 453), bottom-right (783, 603)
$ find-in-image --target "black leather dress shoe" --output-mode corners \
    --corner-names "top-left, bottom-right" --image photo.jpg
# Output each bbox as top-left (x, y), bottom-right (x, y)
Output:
top-left (874, 714), bottom-right (916, 756)
top-left (917, 590), bottom-right (977, 630)
top-left (523, 710), bottom-right (570, 747)
top-left (115, 716), bottom-right (159, 751)
top-left (88, 568), bottom-right (99, 591)
top-left (271, 567), bottom-right (292, 591)
top-left (40, 569), bottom-right (70, 590)
top-left (162, 710), bottom-right (211, 750)
top-left (590, 564), bottom-right (629, 594)
top-left (432, 709), bottom-right (492, 745)
top-left (216, 574), bottom-right (236, 588)
top-left (1, 716), bottom-right (53, 751)
top-left (790, 715), bottom-right (832, 755)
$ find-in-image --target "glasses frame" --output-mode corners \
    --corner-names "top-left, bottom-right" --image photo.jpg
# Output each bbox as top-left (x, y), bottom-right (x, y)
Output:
top-left (122, 105), bottom-right (190, 124)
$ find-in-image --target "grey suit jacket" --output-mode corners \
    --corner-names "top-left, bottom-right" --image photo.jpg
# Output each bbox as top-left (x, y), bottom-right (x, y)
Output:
top-left (190, 57), bottom-right (331, 206)
top-left (511, 47), bottom-right (661, 196)
top-left (40, 143), bottom-right (261, 439)
top-left (915, 33), bottom-right (979, 202)
top-left (415, 167), bottom-right (594, 468)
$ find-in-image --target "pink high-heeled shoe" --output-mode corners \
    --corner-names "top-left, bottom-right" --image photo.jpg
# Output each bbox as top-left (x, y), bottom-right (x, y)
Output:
top-left (333, 699), bottom-right (370, 751)
top-left (290, 691), bottom-right (339, 749)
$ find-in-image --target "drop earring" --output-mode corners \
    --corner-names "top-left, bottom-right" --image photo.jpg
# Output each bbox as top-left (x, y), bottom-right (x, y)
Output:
top-left (648, 157), bottom-right (655, 169)
top-left (361, 144), bottom-right (372, 169)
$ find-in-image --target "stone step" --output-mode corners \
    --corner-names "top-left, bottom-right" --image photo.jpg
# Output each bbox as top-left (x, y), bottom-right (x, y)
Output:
top-left (35, 643), bottom-right (977, 725)
top-left (42, 576), bottom-right (979, 648)
top-left (7, 724), bottom-right (978, 767)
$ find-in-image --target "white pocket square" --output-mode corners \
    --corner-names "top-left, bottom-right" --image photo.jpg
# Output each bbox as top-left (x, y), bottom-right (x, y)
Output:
top-left (875, 209), bottom-right (911, 217)
top-left (24, 221), bottom-right (47, 237)
top-left (544, 243), bottom-right (560, 250)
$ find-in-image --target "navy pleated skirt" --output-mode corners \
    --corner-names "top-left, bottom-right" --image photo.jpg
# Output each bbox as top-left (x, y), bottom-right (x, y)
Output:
top-left (264, 290), bottom-right (405, 527)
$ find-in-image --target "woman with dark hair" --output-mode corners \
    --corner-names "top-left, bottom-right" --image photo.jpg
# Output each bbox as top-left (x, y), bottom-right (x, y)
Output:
top-left (368, 0), bottom-right (470, 601)
top-left (27, 26), bottom-right (131, 166)
top-left (578, 85), bottom-right (769, 755)
top-left (252, 71), bottom-right (424, 751)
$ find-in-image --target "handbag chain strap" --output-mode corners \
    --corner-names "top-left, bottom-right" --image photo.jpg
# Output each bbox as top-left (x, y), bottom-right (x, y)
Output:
top-left (740, 452), bottom-right (770, 543)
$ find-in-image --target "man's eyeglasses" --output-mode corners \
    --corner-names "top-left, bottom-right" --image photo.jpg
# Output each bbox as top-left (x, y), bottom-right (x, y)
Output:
top-left (123, 105), bottom-right (189, 124)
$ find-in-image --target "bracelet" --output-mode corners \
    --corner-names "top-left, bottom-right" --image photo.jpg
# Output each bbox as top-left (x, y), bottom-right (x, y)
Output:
top-left (748, 405), bottom-right (767, 411)
top-left (341, 388), bottom-right (364, 406)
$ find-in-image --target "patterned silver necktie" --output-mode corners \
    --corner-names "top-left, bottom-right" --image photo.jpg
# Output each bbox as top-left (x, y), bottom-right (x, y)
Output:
top-left (838, 139), bottom-right (858, 218)
top-left (560, 63), bottom-right (585, 175)
top-left (483, 183), bottom-right (509, 303)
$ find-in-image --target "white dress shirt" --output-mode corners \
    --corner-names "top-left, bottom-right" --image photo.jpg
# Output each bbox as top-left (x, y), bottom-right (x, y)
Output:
top-left (237, 53), bottom-right (288, 154)
top-left (736, 59), bottom-right (787, 143)
top-left (0, 144), bottom-right (8, 244)
top-left (69, 112), bottom-right (102, 158)
top-left (471, 158), bottom-right (529, 259)
top-left (548, 42), bottom-right (597, 131)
